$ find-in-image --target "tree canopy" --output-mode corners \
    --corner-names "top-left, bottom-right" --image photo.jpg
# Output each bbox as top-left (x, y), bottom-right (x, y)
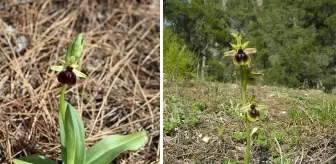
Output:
top-left (164, 0), bottom-right (336, 92)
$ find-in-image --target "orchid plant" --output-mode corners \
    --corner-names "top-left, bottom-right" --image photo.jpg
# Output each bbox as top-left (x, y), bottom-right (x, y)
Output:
top-left (224, 33), bottom-right (267, 164)
top-left (13, 33), bottom-right (148, 164)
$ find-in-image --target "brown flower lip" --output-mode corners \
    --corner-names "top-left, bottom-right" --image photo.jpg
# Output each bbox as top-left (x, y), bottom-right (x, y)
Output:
top-left (57, 66), bottom-right (76, 85)
top-left (234, 49), bottom-right (248, 63)
top-left (249, 104), bottom-right (260, 118)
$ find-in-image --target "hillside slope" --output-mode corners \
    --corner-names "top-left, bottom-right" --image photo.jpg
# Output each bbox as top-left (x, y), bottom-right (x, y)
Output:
top-left (164, 81), bottom-right (336, 164)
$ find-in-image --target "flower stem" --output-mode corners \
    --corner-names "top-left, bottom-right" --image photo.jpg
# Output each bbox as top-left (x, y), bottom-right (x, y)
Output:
top-left (240, 66), bottom-right (251, 164)
top-left (240, 66), bottom-right (247, 104)
top-left (60, 84), bottom-right (67, 122)
top-left (244, 114), bottom-right (251, 164)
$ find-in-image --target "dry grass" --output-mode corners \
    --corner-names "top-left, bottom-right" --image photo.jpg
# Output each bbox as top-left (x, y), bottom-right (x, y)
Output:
top-left (164, 81), bottom-right (336, 164)
top-left (0, 0), bottom-right (160, 163)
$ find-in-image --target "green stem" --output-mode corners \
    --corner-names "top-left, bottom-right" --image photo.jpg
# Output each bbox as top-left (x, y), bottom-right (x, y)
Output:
top-left (240, 66), bottom-right (247, 104)
top-left (60, 84), bottom-right (67, 122)
top-left (240, 66), bottom-right (251, 164)
top-left (244, 115), bottom-right (251, 164)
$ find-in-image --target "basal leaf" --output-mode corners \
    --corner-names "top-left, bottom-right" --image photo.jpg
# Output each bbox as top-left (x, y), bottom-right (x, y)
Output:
top-left (85, 131), bottom-right (148, 164)
top-left (59, 105), bottom-right (67, 163)
top-left (65, 102), bottom-right (86, 164)
top-left (13, 155), bottom-right (55, 164)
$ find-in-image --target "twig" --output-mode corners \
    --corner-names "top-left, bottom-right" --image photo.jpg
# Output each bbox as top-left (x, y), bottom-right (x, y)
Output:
top-left (322, 154), bottom-right (336, 164)
top-left (0, 0), bottom-right (39, 10)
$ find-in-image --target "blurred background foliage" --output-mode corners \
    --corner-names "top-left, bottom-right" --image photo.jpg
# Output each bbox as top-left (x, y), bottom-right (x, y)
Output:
top-left (163, 0), bottom-right (336, 93)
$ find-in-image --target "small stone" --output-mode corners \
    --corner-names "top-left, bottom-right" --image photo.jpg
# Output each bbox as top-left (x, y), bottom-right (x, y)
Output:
top-left (202, 136), bottom-right (210, 143)
top-left (235, 146), bottom-right (246, 153)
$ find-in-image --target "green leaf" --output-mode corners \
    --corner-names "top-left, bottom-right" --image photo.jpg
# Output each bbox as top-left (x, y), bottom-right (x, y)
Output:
top-left (73, 69), bottom-right (87, 78)
top-left (251, 127), bottom-right (259, 137)
top-left (251, 72), bottom-right (263, 76)
top-left (13, 155), bottom-right (56, 164)
top-left (59, 106), bottom-right (67, 163)
top-left (51, 65), bottom-right (64, 72)
top-left (86, 131), bottom-right (148, 164)
top-left (241, 41), bottom-right (250, 50)
top-left (65, 102), bottom-right (86, 164)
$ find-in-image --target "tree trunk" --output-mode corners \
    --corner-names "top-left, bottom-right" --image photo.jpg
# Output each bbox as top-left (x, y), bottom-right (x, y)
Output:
top-left (197, 60), bottom-right (200, 78)
top-left (201, 55), bottom-right (206, 80)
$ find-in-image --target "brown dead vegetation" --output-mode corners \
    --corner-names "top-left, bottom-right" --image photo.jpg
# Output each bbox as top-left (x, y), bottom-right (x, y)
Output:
top-left (0, 0), bottom-right (160, 163)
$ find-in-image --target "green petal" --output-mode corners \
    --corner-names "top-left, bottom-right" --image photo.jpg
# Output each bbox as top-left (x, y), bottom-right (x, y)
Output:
top-left (241, 41), bottom-right (250, 50)
top-left (73, 69), bottom-right (87, 78)
top-left (51, 65), bottom-right (64, 72)
top-left (224, 50), bottom-right (236, 56)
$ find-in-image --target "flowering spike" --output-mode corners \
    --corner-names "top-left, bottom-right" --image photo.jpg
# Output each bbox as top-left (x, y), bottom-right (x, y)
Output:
top-left (51, 33), bottom-right (87, 85)
top-left (65, 33), bottom-right (84, 66)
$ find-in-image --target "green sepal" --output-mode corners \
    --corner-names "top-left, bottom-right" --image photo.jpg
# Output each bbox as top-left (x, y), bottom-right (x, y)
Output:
top-left (231, 33), bottom-right (242, 46)
top-left (230, 43), bottom-right (239, 50)
top-left (241, 41), bottom-right (250, 50)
